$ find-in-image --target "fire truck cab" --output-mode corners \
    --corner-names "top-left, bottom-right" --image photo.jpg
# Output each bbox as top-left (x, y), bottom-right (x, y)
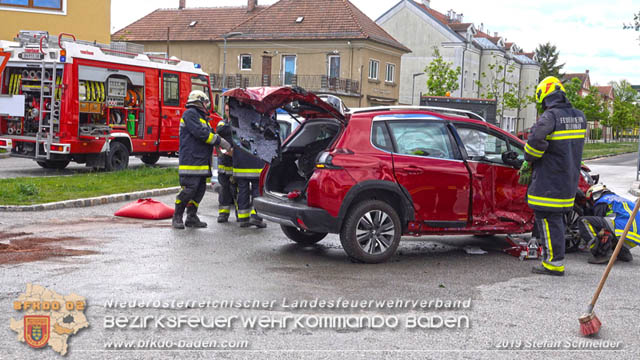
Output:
top-left (0, 30), bottom-right (221, 170)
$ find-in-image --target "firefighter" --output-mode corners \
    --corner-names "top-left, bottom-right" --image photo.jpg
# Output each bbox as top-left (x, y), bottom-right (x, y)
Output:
top-left (215, 101), bottom-right (235, 223)
top-left (578, 184), bottom-right (635, 263)
top-left (172, 90), bottom-right (232, 229)
top-left (233, 145), bottom-right (267, 228)
top-left (524, 76), bottom-right (586, 276)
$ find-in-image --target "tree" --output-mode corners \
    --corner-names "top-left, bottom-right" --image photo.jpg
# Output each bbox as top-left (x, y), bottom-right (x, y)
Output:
top-left (535, 42), bottom-right (565, 79)
top-left (611, 80), bottom-right (638, 103)
top-left (424, 47), bottom-right (461, 96)
top-left (611, 98), bottom-right (634, 139)
top-left (475, 55), bottom-right (534, 130)
top-left (624, 11), bottom-right (640, 42)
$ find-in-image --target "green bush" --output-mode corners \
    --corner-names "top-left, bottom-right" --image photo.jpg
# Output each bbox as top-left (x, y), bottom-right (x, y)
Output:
top-left (589, 127), bottom-right (602, 140)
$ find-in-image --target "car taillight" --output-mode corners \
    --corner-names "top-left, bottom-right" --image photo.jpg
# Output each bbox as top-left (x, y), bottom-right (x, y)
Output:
top-left (0, 139), bottom-right (7, 147)
top-left (316, 151), bottom-right (343, 169)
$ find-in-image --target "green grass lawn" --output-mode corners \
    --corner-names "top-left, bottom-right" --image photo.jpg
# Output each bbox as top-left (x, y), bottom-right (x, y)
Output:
top-left (582, 142), bottom-right (638, 159)
top-left (0, 167), bottom-right (179, 206)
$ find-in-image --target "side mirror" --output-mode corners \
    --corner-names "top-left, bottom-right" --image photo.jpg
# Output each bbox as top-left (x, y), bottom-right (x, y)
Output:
top-left (502, 151), bottom-right (523, 168)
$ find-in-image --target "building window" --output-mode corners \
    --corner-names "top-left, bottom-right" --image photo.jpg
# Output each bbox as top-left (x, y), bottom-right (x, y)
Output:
top-left (328, 55), bottom-right (340, 79)
top-left (385, 63), bottom-right (395, 83)
top-left (369, 59), bottom-right (379, 80)
top-left (0, 0), bottom-right (62, 11)
top-left (472, 72), bottom-right (477, 91)
top-left (240, 54), bottom-right (252, 71)
top-left (282, 55), bottom-right (297, 86)
top-left (464, 70), bottom-right (468, 90)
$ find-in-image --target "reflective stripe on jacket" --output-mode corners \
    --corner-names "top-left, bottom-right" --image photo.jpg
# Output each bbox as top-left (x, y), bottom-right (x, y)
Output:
top-left (215, 120), bottom-right (234, 174)
top-left (178, 106), bottom-right (220, 176)
top-left (232, 147), bottom-right (265, 179)
top-left (524, 91), bottom-right (586, 212)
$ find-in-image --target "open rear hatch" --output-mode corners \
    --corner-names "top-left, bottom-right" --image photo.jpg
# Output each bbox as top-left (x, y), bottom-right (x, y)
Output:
top-left (223, 86), bottom-right (345, 196)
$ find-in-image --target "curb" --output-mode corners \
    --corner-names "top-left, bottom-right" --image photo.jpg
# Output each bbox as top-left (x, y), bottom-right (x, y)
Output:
top-left (0, 187), bottom-right (182, 212)
top-left (583, 151), bottom-right (636, 161)
top-left (630, 181), bottom-right (640, 197)
top-left (0, 152), bottom-right (9, 159)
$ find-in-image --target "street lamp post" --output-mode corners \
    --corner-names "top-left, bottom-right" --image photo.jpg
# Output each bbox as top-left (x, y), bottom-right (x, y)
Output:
top-left (412, 72), bottom-right (425, 105)
top-left (221, 32), bottom-right (243, 117)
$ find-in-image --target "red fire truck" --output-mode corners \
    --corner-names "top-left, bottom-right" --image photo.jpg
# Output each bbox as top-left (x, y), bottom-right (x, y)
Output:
top-left (0, 30), bottom-right (221, 170)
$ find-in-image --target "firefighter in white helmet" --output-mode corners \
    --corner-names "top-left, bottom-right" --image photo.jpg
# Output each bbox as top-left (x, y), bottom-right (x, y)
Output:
top-left (172, 90), bottom-right (231, 229)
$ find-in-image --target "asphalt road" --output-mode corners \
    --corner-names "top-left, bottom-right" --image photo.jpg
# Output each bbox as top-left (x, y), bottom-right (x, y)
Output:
top-left (0, 155), bottom-right (179, 179)
top-left (0, 154), bottom-right (638, 359)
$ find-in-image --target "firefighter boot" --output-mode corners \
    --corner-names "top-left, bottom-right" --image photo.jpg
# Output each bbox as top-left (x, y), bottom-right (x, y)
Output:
top-left (618, 246), bottom-right (633, 262)
top-left (217, 213), bottom-right (230, 223)
top-left (172, 202), bottom-right (186, 229)
top-left (185, 205), bottom-right (207, 228)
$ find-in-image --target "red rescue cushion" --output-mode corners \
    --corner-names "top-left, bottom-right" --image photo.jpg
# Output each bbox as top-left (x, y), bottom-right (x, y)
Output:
top-left (114, 199), bottom-right (174, 219)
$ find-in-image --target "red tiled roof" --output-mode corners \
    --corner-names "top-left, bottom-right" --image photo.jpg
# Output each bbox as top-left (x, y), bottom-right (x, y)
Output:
top-left (596, 85), bottom-right (614, 98)
top-left (111, 6), bottom-right (266, 42)
top-left (226, 0), bottom-right (410, 52)
top-left (448, 23), bottom-right (473, 32)
top-left (562, 73), bottom-right (588, 85)
top-left (515, 52), bottom-right (535, 60)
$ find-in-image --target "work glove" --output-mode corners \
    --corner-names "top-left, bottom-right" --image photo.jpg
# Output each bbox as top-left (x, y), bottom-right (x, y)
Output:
top-left (517, 160), bottom-right (532, 186)
top-left (218, 137), bottom-right (232, 152)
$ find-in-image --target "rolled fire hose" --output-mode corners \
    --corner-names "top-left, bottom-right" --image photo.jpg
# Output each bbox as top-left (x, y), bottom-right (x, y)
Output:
top-left (28, 70), bottom-right (36, 79)
top-left (16, 128), bottom-right (22, 135)
top-left (44, 70), bottom-right (50, 80)
top-left (21, 69), bottom-right (29, 78)
top-left (7, 127), bottom-right (14, 135)
top-left (35, 71), bottom-right (42, 79)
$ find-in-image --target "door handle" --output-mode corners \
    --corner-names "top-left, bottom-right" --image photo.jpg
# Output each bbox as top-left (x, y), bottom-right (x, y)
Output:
top-left (400, 166), bottom-right (423, 175)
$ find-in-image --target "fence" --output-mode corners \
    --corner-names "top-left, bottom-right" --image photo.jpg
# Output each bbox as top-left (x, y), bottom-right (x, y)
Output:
top-left (585, 123), bottom-right (639, 143)
top-left (210, 74), bottom-right (360, 95)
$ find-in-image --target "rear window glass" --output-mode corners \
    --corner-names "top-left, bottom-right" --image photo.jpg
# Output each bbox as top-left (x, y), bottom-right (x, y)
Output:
top-left (371, 122), bottom-right (393, 152)
top-left (387, 121), bottom-right (455, 159)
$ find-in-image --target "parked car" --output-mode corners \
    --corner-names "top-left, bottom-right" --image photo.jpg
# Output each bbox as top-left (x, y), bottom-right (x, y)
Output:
top-left (223, 86), bottom-right (594, 263)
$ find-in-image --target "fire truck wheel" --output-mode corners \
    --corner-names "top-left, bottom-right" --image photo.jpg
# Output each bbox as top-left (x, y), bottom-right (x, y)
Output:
top-left (36, 160), bottom-right (70, 170)
top-left (106, 142), bottom-right (130, 171)
top-left (141, 153), bottom-right (160, 165)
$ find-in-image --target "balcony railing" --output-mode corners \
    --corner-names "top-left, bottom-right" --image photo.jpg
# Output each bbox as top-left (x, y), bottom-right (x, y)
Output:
top-left (210, 74), bottom-right (360, 95)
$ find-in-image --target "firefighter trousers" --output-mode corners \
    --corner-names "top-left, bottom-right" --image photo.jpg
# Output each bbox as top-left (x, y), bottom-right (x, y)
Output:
top-left (236, 178), bottom-right (260, 223)
top-left (176, 175), bottom-right (207, 213)
top-left (535, 211), bottom-right (566, 273)
top-left (578, 216), bottom-right (633, 251)
top-left (218, 172), bottom-right (236, 218)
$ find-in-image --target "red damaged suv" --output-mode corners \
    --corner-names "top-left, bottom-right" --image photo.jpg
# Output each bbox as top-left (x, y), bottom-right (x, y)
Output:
top-left (224, 87), bottom-right (594, 263)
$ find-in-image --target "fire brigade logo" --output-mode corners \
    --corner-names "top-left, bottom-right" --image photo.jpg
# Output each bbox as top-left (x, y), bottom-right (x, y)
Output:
top-left (24, 316), bottom-right (50, 348)
top-left (10, 284), bottom-right (89, 355)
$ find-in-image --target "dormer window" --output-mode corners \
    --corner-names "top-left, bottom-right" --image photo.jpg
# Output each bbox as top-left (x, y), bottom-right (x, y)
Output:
top-left (295, 16), bottom-right (304, 23)
top-left (189, 21), bottom-right (197, 27)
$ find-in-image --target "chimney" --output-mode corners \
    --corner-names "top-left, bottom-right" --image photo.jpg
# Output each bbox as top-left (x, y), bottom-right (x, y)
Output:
top-left (179, 0), bottom-right (185, 9)
top-left (247, 0), bottom-right (257, 12)
top-left (421, 0), bottom-right (430, 7)
top-left (494, 32), bottom-right (498, 37)
top-left (585, 69), bottom-right (589, 74)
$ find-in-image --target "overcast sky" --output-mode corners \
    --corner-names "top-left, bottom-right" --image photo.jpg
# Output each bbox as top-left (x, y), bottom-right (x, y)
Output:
top-left (111, 0), bottom-right (640, 85)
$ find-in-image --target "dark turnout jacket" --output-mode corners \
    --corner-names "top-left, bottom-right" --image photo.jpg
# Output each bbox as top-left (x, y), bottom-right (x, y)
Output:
top-left (178, 106), bottom-right (221, 176)
top-left (524, 91), bottom-right (586, 212)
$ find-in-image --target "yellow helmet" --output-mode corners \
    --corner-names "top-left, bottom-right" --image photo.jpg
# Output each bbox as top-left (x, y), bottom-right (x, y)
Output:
top-left (586, 184), bottom-right (607, 202)
top-left (535, 76), bottom-right (565, 104)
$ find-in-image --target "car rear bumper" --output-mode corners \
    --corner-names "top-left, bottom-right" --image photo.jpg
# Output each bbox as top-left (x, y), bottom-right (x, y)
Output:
top-left (254, 195), bottom-right (340, 233)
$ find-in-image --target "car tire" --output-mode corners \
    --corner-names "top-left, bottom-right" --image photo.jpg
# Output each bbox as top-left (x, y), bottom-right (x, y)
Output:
top-left (339, 200), bottom-right (401, 264)
top-left (36, 160), bottom-right (70, 169)
top-left (105, 142), bottom-right (129, 171)
top-left (141, 153), bottom-right (160, 165)
top-left (280, 225), bottom-right (327, 245)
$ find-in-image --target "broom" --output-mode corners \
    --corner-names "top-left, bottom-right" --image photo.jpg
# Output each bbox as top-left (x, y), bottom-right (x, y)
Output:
top-left (579, 197), bottom-right (640, 336)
